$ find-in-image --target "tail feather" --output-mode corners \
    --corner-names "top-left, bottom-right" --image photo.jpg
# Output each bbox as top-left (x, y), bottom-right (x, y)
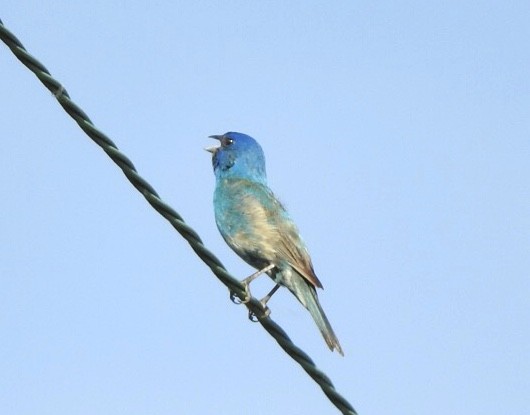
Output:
top-left (289, 273), bottom-right (344, 355)
top-left (306, 289), bottom-right (344, 355)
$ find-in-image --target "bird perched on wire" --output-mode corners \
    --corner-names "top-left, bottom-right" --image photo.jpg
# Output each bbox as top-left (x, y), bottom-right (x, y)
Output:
top-left (206, 132), bottom-right (343, 355)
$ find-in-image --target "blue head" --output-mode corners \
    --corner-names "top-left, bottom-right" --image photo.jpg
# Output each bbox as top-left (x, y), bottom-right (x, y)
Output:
top-left (207, 132), bottom-right (267, 184)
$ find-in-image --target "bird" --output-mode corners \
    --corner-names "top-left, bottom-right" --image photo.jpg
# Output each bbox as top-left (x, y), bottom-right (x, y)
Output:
top-left (206, 132), bottom-right (343, 355)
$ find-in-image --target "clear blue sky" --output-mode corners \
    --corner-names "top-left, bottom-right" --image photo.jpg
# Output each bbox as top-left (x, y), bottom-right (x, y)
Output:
top-left (1, 2), bottom-right (529, 414)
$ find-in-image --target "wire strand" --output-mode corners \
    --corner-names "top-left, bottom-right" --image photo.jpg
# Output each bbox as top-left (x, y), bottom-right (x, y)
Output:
top-left (0, 18), bottom-right (357, 415)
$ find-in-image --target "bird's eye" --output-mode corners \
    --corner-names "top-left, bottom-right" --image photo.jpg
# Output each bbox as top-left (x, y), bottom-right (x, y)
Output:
top-left (222, 137), bottom-right (234, 147)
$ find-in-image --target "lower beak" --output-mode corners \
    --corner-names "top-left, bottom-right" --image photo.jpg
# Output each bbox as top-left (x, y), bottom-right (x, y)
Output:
top-left (205, 146), bottom-right (218, 154)
top-left (205, 134), bottom-right (223, 154)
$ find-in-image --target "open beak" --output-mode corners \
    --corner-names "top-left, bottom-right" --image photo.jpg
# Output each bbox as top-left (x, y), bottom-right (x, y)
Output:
top-left (205, 134), bottom-right (223, 154)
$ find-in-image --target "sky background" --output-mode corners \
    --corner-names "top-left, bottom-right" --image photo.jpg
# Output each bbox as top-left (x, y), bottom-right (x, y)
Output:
top-left (1, 2), bottom-right (529, 414)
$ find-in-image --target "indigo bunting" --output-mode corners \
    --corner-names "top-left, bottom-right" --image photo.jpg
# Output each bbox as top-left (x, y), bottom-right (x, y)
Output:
top-left (207, 132), bottom-right (343, 355)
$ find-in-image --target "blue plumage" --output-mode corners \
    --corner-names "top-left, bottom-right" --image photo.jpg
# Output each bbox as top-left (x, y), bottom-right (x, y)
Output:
top-left (207, 132), bottom-right (343, 355)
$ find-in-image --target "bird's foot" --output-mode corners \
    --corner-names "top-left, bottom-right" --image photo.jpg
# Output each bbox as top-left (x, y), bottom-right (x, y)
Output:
top-left (229, 279), bottom-right (252, 305)
top-left (247, 284), bottom-right (279, 321)
top-left (248, 301), bottom-right (271, 322)
top-left (229, 264), bottom-right (276, 305)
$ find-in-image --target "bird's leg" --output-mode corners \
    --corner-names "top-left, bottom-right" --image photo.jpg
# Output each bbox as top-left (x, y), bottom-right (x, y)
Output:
top-left (242, 263), bottom-right (276, 287)
top-left (230, 263), bottom-right (276, 305)
top-left (247, 283), bottom-right (281, 322)
top-left (260, 283), bottom-right (281, 306)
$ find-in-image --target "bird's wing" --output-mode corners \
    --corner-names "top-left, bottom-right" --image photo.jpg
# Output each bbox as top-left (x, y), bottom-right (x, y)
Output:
top-left (239, 180), bottom-right (324, 289)
top-left (274, 217), bottom-right (324, 289)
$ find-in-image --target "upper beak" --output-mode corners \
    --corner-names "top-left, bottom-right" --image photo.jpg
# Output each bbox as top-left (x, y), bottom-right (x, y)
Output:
top-left (205, 134), bottom-right (222, 154)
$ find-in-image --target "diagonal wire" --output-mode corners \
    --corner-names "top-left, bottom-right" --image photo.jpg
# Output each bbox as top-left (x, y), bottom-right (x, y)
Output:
top-left (0, 18), bottom-right (357, 415)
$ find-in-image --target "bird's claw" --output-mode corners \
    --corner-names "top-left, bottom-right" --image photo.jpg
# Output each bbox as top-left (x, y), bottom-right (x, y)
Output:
top-left (230, 290), bottom-right (271, 321)
top-left (229, 281), bottom-right (251, 305)
top-left (229, 291), bottom-right (240, 304)
top-left (248, 303), bottom-right (271, 322)
top-left (230, 290), bottom-right (250, 304)
top-left (248, 310), bottom-right (259, 322)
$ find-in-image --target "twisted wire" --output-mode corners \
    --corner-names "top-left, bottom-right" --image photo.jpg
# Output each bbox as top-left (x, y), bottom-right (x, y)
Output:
top-left (0, 18), bottom-right (357, 415)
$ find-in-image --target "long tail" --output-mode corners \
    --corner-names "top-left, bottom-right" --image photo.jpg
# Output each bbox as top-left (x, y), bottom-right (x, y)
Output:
top-left (289, 274), bottom-right (344, 355)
